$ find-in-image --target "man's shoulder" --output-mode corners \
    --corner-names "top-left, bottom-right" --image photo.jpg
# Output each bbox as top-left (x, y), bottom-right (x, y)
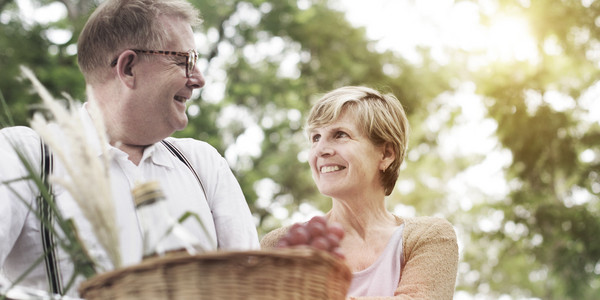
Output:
top-left (163, 137), bottom-right (218, 153)
top-left (1, 126), bottom-right (39, 139)
top-left (0, 126), bottom-right (40, 149)
top-left (162, 137), bottom-right (225, 165)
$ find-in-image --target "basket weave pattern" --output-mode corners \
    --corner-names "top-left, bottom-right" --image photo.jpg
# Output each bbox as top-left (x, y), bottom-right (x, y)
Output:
top-left (79, 248), bottom-right (351, 300)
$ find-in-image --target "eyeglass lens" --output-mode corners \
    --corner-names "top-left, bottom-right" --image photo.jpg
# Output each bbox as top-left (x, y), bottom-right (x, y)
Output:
top-left (187, 50), bottom-right (198, 78)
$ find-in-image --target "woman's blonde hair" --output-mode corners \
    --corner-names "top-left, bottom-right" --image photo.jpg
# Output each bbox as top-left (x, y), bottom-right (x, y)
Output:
top-left (77, 0), bottom-right (201, 83)
top-left (307, 86), bottom-right (410, 196)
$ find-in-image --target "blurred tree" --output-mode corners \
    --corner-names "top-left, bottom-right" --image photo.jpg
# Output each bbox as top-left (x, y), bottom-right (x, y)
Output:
top-left (458, 0), bottom-right (600, 299)
top-left (0, 0), bottom-right (88, 125)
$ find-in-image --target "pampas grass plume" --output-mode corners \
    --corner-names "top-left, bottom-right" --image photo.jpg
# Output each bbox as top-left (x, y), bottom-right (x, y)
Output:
top-left (21, 65), bottom-right (122, 270)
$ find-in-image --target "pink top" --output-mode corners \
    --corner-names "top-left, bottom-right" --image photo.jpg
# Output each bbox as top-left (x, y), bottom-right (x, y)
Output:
top-left (347, 225), bottom-right (405, 297)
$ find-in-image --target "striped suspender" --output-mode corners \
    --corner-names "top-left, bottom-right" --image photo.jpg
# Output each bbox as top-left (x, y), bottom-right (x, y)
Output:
top-left (161, 140), bottom-right (209, 201)
top-left (38, 141), bottom-right (63, 294)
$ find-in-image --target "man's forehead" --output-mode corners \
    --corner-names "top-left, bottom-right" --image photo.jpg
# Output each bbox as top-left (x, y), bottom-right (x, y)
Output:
top-left (159, 15), bottom-right (196, 49)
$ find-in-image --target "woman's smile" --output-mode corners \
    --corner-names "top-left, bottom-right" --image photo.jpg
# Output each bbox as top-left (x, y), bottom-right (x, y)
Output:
top-left (320, 165), bottom-right (346, 174)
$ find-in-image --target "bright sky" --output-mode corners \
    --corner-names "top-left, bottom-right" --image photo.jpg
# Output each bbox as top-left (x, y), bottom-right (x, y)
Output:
top-left (335, 0), bottom-right (538, 64)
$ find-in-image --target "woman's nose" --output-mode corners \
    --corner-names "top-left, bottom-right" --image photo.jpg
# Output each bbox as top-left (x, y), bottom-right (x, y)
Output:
top-left (315, 140), bottom-right (334, 156)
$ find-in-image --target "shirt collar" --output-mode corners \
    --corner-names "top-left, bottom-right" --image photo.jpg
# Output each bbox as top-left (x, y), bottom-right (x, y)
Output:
top-left (142, 142), bottom-right (175, 168)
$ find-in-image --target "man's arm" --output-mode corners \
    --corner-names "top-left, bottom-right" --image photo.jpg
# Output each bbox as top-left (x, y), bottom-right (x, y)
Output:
top-left (0, 127), bottom-right (42, 273)
top-left (174, 138), bottom-right (260, 250)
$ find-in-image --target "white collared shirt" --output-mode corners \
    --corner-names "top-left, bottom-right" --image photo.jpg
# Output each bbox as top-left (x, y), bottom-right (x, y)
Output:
top-left (0, 104), bottom-right (259, 296)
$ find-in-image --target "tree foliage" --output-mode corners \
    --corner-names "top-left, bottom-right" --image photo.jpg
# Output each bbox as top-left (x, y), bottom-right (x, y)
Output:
top-left (458, 0), bottom-right (600, 299)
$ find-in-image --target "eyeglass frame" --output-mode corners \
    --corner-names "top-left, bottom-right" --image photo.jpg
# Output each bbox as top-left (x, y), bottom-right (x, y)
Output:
top-left (110, 49), bottom-right (199, 78)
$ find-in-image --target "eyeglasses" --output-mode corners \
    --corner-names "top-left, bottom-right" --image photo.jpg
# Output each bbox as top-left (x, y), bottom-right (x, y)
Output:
top-left (110, 49), bottom-right (199, 78)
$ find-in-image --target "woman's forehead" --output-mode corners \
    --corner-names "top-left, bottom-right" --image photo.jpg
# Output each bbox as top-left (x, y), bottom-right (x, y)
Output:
top-left (311, 111), bottom-right (361, 132)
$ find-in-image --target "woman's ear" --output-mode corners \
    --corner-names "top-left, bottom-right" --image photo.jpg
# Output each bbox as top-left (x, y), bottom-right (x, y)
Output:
top-left (380, 143), bottom-right (396, 171)
top-left (115, 50), bottom-right (138, 88)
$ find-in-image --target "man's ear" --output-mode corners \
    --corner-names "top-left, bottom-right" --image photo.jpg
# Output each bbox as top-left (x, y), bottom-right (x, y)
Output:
top-left (115, 50), bottom-right (138, 88)
top-left (380, 142), bottom-right (396, 172)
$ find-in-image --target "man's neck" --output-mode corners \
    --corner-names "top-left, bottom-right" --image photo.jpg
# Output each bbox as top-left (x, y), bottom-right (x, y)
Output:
top-left (116, 142), bottom-right (147, 166)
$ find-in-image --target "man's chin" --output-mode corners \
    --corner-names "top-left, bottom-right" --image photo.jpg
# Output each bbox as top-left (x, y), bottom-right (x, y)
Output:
top-left (173, 117), bottom-right (188, 131)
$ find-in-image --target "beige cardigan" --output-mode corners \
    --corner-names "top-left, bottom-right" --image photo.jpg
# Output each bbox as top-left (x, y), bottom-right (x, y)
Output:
top-left (260, 216), bottom-right (459, 300)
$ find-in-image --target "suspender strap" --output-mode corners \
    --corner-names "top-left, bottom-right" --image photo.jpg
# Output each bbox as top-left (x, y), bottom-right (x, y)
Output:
top-left (38, 141), bottom-right (63, 294)
top-left (161, 140), bottom-right (208, 201)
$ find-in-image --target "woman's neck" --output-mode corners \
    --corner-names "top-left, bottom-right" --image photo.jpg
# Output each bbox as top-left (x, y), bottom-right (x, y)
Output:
top-left (327, 196), bottom-right (396, 239)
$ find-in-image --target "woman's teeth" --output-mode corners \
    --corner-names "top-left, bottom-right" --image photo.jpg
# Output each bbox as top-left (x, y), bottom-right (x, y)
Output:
top-left (321, 165), bottom-right (344, 173)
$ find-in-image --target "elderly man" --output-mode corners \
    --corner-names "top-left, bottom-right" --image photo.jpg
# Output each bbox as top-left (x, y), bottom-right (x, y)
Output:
top-left (0, 0), bottom-right (259, 296)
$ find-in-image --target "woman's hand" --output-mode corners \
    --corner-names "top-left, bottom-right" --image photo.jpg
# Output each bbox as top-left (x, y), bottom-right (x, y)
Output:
top-left (276, 216), bottom-right (345, 259)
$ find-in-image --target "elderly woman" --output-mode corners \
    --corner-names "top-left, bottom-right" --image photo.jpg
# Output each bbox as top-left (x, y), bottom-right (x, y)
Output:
top-left (261, 86), bottom-right (459, 299)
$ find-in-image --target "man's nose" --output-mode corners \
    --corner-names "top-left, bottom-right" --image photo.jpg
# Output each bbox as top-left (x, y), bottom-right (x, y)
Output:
top-left (187, 66), bottom-right (205, 89)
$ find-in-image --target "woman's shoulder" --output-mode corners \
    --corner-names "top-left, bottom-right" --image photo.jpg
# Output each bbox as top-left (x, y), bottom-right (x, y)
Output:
top-left (396, 215), bottom-right (458, 268)
top-left (400, 215), bottom-right (453, 226)
top-left (396, 215), bottom-right (456, 241)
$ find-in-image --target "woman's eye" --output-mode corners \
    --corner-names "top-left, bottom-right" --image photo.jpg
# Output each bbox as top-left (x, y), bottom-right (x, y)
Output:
top-left (335, 131), bottom-right (348, 138)
top-left (311, 134), bottom-right (321, 143)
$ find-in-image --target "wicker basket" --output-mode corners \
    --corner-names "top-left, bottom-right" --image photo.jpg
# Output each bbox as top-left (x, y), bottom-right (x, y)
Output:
top-left (78, 248), bottom-right (351, 300)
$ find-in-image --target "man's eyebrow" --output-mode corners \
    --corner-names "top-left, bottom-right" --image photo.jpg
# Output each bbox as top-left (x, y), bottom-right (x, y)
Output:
top-left (165, 55), bottom-right (185, 62)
